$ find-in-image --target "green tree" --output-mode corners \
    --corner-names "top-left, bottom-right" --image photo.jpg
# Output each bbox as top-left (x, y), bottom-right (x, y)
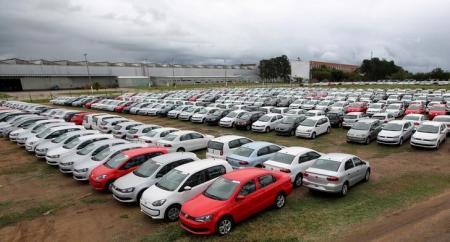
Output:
top-left (258, 55), bottom-right (291, 82)
top-left (360, 58), bottom-right (402, 80)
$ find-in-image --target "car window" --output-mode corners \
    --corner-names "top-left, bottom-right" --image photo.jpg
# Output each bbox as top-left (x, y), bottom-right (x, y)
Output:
top-left (258, 175), bottom-right (276, 188)
top-left (239, 138), bottom-right (252, 146)
top-left (344, 160), bottom-right (355, 170)
top-left (268, 145), bottom-right (281, 153)
top-left (180, 134), bottom-right (191, 141)
top-left (156, 159), bottom-right (192, 178)
top-left (142, 128), bottom-right (153, 133)
top-left (190, 133), bottom-right (204, 139)
top-left (92, 145), bottom-right (108, 156)
top-left (122, 154), bottom-right (146, 169)
top-left (271, 117), bottom-right (277, 122)
top-left (352, 157), bottom-right (364, 166)
top-left (257, 147), bottom-right (270, 156)
top-left (228, 139), bottom-right (241, 149)
top-left (239, 180), bottom-right (256, 196)
top-left (206, 165), bottom-right (226, 180)
top-left (183, 170), bottom-right (206, 188)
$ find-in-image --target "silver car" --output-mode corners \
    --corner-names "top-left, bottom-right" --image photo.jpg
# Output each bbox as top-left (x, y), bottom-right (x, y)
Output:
top-left (346, 119), bottom-right (382, 144)
top-left (377, 120), bottom-right (414, 145)
top-left (111, 152), bottom-right (199, 203)
top-left (303, 153), bottom-right (371, 196)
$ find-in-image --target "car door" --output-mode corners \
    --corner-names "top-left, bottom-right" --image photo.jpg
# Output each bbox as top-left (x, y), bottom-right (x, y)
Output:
top-left (178, 170), bottom-right (208, 203)
top-left (255, 146), bottom-right (270, 166)
top-left (296, 152), bottom-right (321, 175)
top-left (232, 179), bottom-right (258, 221)
top-left (179, 134), bottom-right (193, 151)
top-left (403, 122), bottom-right (413, 139)
top-left (256, 174), bottom-right (278, 210)
top-left (190, 133), bottom-right (206, 150)
top-left (344, 159), bottom-right (359, 185)
top-left (351, 157), bottom-right (366, 182)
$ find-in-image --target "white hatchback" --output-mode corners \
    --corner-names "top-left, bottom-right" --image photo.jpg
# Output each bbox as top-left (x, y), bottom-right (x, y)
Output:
top-left (410, 121), bottom-right (448, 149)
top-left (296, 116), bottom-right (331, 139)
top-left (206, 135), bottom-right (253, 159)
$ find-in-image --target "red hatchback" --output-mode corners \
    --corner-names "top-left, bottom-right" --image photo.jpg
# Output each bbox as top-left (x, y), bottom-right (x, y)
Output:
top-left (428, 105), bottom-right (447, 120)
top-left (405, 104), bottom-right (426, 115)
top-left (179, 168), bottom-right (292, 236)
top-left (70, 112), bottom-right (91, 125)
top-left (89, 147), bottom-right (168, 191)
top-left (346, 102), bottom-right (368, 113)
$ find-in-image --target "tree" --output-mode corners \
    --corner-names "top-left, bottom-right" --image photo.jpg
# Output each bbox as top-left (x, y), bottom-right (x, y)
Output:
top-left (359, 58), bottom-right (403, 80)
top-left (429, 68), bottom-right (450, 80)
top-left (258, 55), bottom-right (291, 82)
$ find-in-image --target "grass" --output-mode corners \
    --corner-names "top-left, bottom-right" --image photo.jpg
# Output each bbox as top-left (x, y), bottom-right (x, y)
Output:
top-left (0, 93), bottom-right (11, 99)
top-left (139, 172), bottom-right (450, 242)
top-left (81, 197), bottom-right (110, 204)
top-left (0, 203), bottom-right (58, 229)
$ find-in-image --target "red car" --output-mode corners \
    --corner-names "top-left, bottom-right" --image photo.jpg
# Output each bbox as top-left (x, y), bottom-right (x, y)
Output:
top-left (114, 101), bottom-right (133, 112)
top-left (84, 99), bottom-right (102, 109)
top-left (89, 147), bottom-right (168, 191)
top-left (428, 105), bottom-right (447, 120)
top-left (70, 112), bottom-right (91, 125)
top-left (179, 168), bottom-right (293, 236)
top-left (405, 104), bottom-right (426, 115)
top-left (346, 102), bottom-right (368, 113)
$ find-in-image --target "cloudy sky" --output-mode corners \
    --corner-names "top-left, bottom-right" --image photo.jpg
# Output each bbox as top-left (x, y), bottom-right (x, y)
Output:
top-left (0, 0), bottom-right (449, 72)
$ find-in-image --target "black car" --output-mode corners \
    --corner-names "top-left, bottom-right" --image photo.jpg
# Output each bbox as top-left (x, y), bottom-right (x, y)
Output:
top-left (277, 97), bottom-right (294, 107)
top-left (235, 111), bottom-right (265, 130)
top-left (275, 115), bottom-right (306, 136)
top-left (157, 104), bottom-right (178, 117)
top-left (205, 109), bottom-right (231, 125)
top-left (326, 111), bottom-right (344, 128)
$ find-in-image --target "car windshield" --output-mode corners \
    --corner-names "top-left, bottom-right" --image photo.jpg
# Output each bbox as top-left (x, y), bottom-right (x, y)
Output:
top-left (63, 137), bottom-right (81, 149)
top-left (212, 110), bottom-right (223, 115)
top-left (239, 113), bottom-right (252, 119)
top-left (430, 106), bottom-right (445, 111)
top-left (197, 109), bottom-right (208, 114)
top-left (258, 115), bottom-right (272, 122)
top-left (286, 110), bottom-right (298, 115)
top-left (92, 147), bottom-right (112, 161)
top-left (383, 123), bottom-right (403, 131)
top-left (76, 142), bottom-right (97, 155)
top-left (352, 122), bottom-right (371, 130)
top-left (128, 128), bottom-right (139, 134)
top-left (301, 119), bottom-right (316, 127)
top-left (155, 169), bottom-right (189, 191)
top-left (162, 134), bottom-right (177, 141)
top-left (232, 147), bottom-right (254, 157)
top-left (408, 105), bottom-right (422, 110)
top-left (344, 115), bottom-right (357, 119)
top-left (133, 160), bottom-right (160, 177)
top-left (203, 177), bottom-right (239, 201)
top-left (369, 104), bottom-right (382, 108)
top-left (208, 141), bottom-right (224, 150)
top-left (270, 152), bottom-right (295, 165)
top-left (174, 106), bottom-right (185, 111)
top-left (104, 153), bottom-right (129, 169)
top-left (311, 158), bottom-right (341, 172)
top-left (349, 103), bottom-right (362, 107)
top-left (332, 103), bottom-right (344, 107)
top-left (433, 116), bottom-right (450, 122)
top-left (52, 132), bottom-right (71, 143)
top-left (145, 130), bottom-right (159, 137)
top-left (404, 116), bottom-right (420, 121)
top-left (387, 104), bottom-right (401, 109)
top-left (226, 111), bottom-right (238, 118)
top-left (417, 125), bottom-right (439, 134)
top-left (372, 115), bottom-right (386, 120)
top-left (36, 128), bottom-right (52, 138)
top-left (185, 107), bottom-right (196, 112)
top-left (281, 116), bottom-right (297, 124)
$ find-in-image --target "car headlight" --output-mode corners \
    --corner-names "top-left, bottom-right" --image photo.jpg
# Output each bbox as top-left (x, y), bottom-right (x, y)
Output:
top-left (429, 138), bottom-right (438, 142)
top-left (61, 161), bottom-right (74, 166)
top-left (29, 141), bottom-right (36, 145)
top-left (48, 154), bottom-right (60, 158)
top-left (42, 148), bottom-right (48, 152)
top-left (121, 187), bottom-right (135, 193)
top-left (96, 174), bottom-right (107, 180)
top-left (152, 199), bottom-right (166, 206)
top-left (76, 168), bottom-right (88, 172)
top-left (194, 214), bottom-right (213, 223)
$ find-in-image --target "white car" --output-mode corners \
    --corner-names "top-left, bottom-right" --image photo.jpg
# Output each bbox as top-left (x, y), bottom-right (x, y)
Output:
top-left (45, 134), bottom-right (113, 165)
top-left (112, 152), bottom-right (199, 203)
top-left (156, 130), bottom-right (214, 152)
top-left (219, 109), bottom-right (247, 128)
top-left (15, 121), bottom-right (70, 145)
top-left (284, 109), bottom-right (305, 116)
top-left (371, 112), bottom-right (395, 124)
top-left (138, 127), bottom-right (179, 146)
top-left (296, 116), bottom-right (331, 139)
top-left (343, 112), bottom-right (366, 128)
top-left (377, 120), bottom-right (414, 145)
top-left (167, 105), bottom-right (191, 119)
top-left (72, 143), bottom-right (144, 181)
top-left (432, 115), bottom-right (450, 133)
top-left (366, 103), bottom-right (386, 116)
top-left (35, 130), bottom-right (98, 158)
top-left (92, 114), bottom-right (121, 130)
top-left (206, 135), bottom-right (253, 159)
top-left (402, 114), bottom-right (426, 130)
top-left (191, 107), bottom-right (219, 123)
top-left (178, 106), bottom-right (203, 121)
top-left (124, 124), bottom-right (162, 141)
top-left (385, 103), bottom-right (405, 118)
top-left (58, 139), bottom-right (127, 173)
top-left (112, 121), bottom-right (143, 139)
top-left (140, 158), bottom-right (233, 221)
top-left (305, 110), bottom-right (326, 117)
top-left (25, 125), bottom-right (82, 152)
top-left (263, 147), bottom-right (323, 187)
top-left (252, 113), bottom-right (283, 133)
top-left (98, 117), bottom-right (129, 134)
top-left (9, 119), bottom-right (62, 142)
top-left (82, 113), bottom-right (107, 129)
top-left (410, 121), bottom-right (448, 149)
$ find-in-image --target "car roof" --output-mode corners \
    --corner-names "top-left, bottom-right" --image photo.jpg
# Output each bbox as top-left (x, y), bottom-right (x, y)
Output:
top-left (223, 168), bottom-right (272, 182)
top-left (47, 125), bottom-right (79, 131)
top-left (242, 141), bottom-right (275, 149)
top-left (405, 113), bottom-right (424, 117)
top-left (306, 116), bottom-right (325, 120)
top-left (322, 153), bottom-right (355, 162)
top-left (278, 147), bottom-right (315, 155)
top-left (421, 121), bottom-right (443, 126)
top-left (77, 133), bottom-right (111, 140)
top-left (152, 152), bottom-right (197, 164)
top-left (388, 120), bottom-right (410, 125)
top-left (347, 112), bottom-right (364, 115)
top-left (211, 135), bottom-right (247, 142)
top-left (122, 147), bottom-right (167, 156)
top-left (171, 130), bottom-right (199, 135)
top-left (358, 118), bottom-right (379, 123)
top-left (109, 143), bottom-right (143, 151)
top-left (175, 158), bottom-right (228, 173)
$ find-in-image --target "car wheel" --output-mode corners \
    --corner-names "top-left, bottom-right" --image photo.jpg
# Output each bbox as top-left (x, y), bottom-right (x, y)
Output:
top-left (165, 204), bottom-right (181, 222)
top-left (217, 216), bottom-right (233, 236)
top-left (338, 122), bottom-right (342, 128)
top-left (106, 180), bottom-right (114, 192)
top-left (177, 147), bottom-right (185, 152)
top-left (136, 190), bottom-right (145, 203)
top-left (364, 169), bottom-right (370, 182)
top-left (311, 132), bottom-right (316, 139)
top-left (326, 127), bottom-right (331, 134)
top-left (294, 174), bottom-right (303, 187)
top-left (246, 125), bottom-right (251, 131)
top-left (290, 129), bottom-right (295, 136)
top-left (365, 138), bottom-right (370, 145)
top-left (265, 127), bottom-right (270, 133)
top-left (274, 193), bottom-right (286, 209)
top-left (340, 182), bottom-right (349, 197)
top-left (398, 137), bottom-right (403, 146)
top-left (436, 140), bottom-right (440, 150)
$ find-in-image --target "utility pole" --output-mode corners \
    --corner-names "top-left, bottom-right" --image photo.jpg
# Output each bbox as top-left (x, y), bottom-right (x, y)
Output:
top-left (171, 58), bottom-right (175, 87)
top-left (84, 53), bottom-right (93, 94)
top-left (224, 59), bottom-right (228, 87)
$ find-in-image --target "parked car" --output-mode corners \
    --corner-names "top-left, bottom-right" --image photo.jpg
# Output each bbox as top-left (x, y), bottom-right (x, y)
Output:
top-left (405, 104), bottom-right (426, 115)
top-left (403, 114), bottom-right (426, 130)
top-left (234, 111), bottom-right (264, 130)
top-left (206, 135), bottom-right (253, 160)
top-left (296, 116), bottom-right (331, 139)
top-left (179, 168), bottom-right (293, 235)
top-left (251, 113), bottom-right (283, 133)
top-left (263, 147), bottom-right (322, 187)
top-left (140, 159), bottom-right (233, 221)
top-left (385, 103), bottom-right (405, 118)
top-left (226, 141), bottom-right (281, 168)
top-left (156, 130), bottom-right (214, 152)
top-left (89, 147), bottom-right (168, 191)
top-left (346, 102), bottom-right (368, 113)
top-left (346, 119), bottom-right (382, 144)
top-left (377, 120), bottom-right (414, 146)
top-left (112, 121), bottom-right (143, 139)
top-left (326, 111), bottom-right (344, 128)
top-left (98, 117), bottom-right (129, 134)
top-left (366, 103), bottom-right (386, 116)
top-left (432, 115), bottom-right (450, 133)
top-left (205, 109), bottom-right (231, 126)
top-left (371, 112), bottom-right (395, 124)
top-left (428, 104), bottom-right (447, 120)
top-left (191, 107), bottom-right (219, 123)
top-left (112, 152), bottom-right (199, 203)
top-left (275, 115), bottom-right (306, 136)
top-left (124, 124), bottom-right (162, 141)
top-left (25, 125), bottom-right (81, 152)
top-left (342, 112), bottom-right (366, 128)
top-left (34, 130), bottom-right (98, 158)
top-left (178, 106), bottom-right (203, 121)
top-left (410, 121), bottom-right (448, 149)
top-left (303, 153), bottom-right (371, 196)
top-left (219, 110), bottom-right (247, 128)
top-left (305, 110), bottom-right (326, 117)
top-left (138, 127), bottom-right (179, 146)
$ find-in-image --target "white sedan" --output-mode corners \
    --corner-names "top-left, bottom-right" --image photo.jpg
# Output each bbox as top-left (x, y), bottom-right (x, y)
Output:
top-left (410, 121), bottom-right (448, 149)
top-left (156, 130), bottom-right (214, 152)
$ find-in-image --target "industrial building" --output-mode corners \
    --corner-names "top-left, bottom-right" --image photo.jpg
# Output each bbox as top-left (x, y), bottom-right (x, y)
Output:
top-left (0, 58), bottom-right (258, 91)
top-left (290, 59), bottom-right (359, 80)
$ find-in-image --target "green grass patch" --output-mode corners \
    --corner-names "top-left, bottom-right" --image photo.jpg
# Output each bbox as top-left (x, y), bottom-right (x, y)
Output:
top-left (0, 93), bottom-right (11, 100)
top-left (81, 196), bottom-right (110, 204)
top-left (120, 214), bottom-right (129, 219)
top-left (0, 203), bottom-right (58, 228)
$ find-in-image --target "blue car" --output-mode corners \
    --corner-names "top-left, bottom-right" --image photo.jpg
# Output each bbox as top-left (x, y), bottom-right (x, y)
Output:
top-left (226, 141), bottom-right (282, 168)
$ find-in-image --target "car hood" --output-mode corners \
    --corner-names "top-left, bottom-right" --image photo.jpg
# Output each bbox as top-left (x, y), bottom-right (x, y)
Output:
top-left (141, 184), bottom-right (173, 202)
top-left (253, 121), bottom-right (268, 126)
top-left (220, 117), bottom-right (234, 122)
top-left (91, 165), bottom-right (113, 178)
top-left (10, 128), bottom-right (26, 136)
top-left (378, 130), bottom-right (401, 137)
top-left (114, 172), bottom-right (152, 189)
top-left (46, 147), bottom-right (70, 156)
top-left (182, 194), bottom-right (227, 217)
top-left (413, 132), bottom-right (439, 140)
top-left (276, 123), bottom-right (294, 129)
top-left (73, 159), bottom-right (101, 170)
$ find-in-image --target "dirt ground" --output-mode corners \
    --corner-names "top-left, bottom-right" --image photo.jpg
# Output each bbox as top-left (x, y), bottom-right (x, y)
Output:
top-left (0, 107), bottom-right (449, 242)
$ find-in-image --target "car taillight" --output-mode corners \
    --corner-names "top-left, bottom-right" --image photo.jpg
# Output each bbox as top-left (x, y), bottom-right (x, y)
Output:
top-left (164, 144), bottom-right (172, 147)
top-left (327, 176), bottom-right (339, 182)
top-left (239, 161), bottom-right (248, 165)
top-left (133, 135), bottom-right (138, 138)
top-left (280, 168), bottom-right (291, 173)
top-left (414, 122), bottom-right (419, 125)
top-left (220, 149), bottom-right (223, 156)
top-left (145, 140), bottom-right (152, 143)
top-left (303, 172), bottom-right (309, 177)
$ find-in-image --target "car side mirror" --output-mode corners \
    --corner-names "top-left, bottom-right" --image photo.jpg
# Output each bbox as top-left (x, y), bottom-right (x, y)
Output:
top-left (183, 186), bottom-right (192, 191)
top-left (236, 195), bottom-right (245, 201)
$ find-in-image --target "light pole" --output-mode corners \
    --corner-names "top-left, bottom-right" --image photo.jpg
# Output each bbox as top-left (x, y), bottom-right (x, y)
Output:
top-left (84, 53), bottom-right (93, 94)
top-left (224, 59), bottom-right (227, 87)
top-left (172, 58), bottom-right (175, 87)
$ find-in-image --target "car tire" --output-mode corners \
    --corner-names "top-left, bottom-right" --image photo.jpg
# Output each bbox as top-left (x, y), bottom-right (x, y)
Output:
top-left (327, 127), bottom-right (331, 134)
top-left (340, 182), bottom-right (349, 197)
top-left (274, 193), bottom-right (286, 209)
top-left (165, 204), bottom-right (181, 222)
top-left (398, 137), bottom-right (403, 146)
top-left (136, 190), bottom-right (145, 203)
top-left (436, 141), bottom-right (440, 150)
top-left (311, 132), bottom-right (316, 139)
top-left (265, 127), bottom-right (270, 133)
top-left (246, 125), bottom-right (251, 131)
top-left (217, 216), bottom-right (233, 236)
top-left (290, 129), bottom-right (295, 136)
top-left (106, 180), bottom-right (114, 192)
top-left (294, 174), bottom-right (303, 187)
top-left (365, 138), bottom-right (370, 145)
top-left (177, 147), bottom-right (185, 152)
top-left (364, 169), bottom-right (370, 182)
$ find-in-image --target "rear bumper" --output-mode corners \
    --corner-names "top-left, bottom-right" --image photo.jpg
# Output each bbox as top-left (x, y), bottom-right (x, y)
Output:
top-left (303, 179), bottom-right (342, 193)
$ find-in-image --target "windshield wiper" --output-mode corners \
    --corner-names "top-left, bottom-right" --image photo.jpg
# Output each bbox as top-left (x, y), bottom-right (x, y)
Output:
top-left (203, 192), bottom-right (223, 201)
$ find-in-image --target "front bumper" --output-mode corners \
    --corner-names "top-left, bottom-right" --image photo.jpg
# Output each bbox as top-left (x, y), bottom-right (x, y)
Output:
top-left (140, 201), bottom-right (166, 219)
top-left (251, 126), bottom-right (267, 132)
top-left (410, 139), bottom-right (438, 148)
top-left (111, 186), bottom-right (138, 203)
top-left (73, 170), bottom-right (89, 181)
top-left (377, 136), bottom-right (400, 145)
top-left (179, 215), bottom-right (214, 235)
top-left (346, 136), bottom-right (367, 143)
